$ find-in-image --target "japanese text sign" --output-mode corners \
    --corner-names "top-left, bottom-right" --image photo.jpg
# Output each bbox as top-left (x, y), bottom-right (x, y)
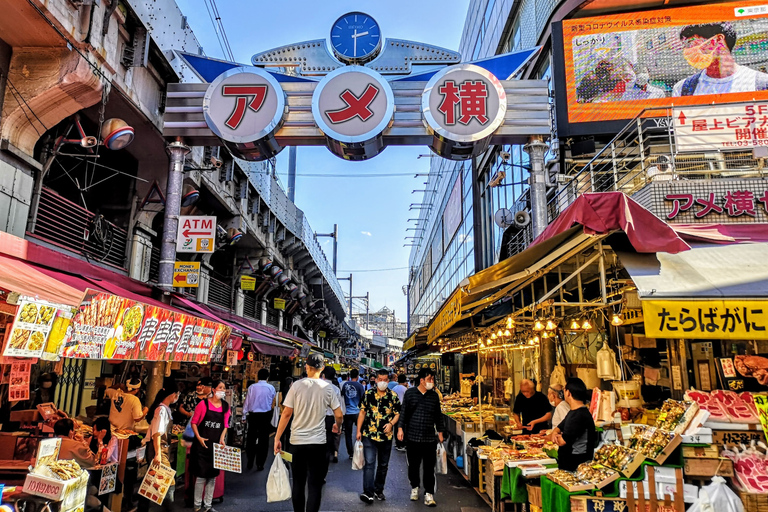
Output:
top-left (753, 394), bottom-right (768, 440)
top-left (427, 289), bottom-right (463, 344)
top-left (240, 275), bottom-right (255, 291)
top-left (674, 103), bottom-right (768, 152)
top-left (176, 216), bottom-right (216, 253)
top-left (62, 289), bottom-right (231, 362)
top-left (666, 188), bottom-right (768, 220)
top-left (642, 300), bottom-right (768, 340)
top-left (3, 298), bottom-right (67, 358)
top-left (173, 262), bottom-right (200, 288)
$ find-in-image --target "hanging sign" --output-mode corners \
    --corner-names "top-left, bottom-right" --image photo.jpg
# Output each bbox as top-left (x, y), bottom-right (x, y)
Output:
top-left (642, 300), bottom-right (768, 340)
top-left (318, 330), bottom-right (326, 338)
top-left (3, 298), bottom-right (66, 358)
top-left (274, 298), bottom-right (286, 310)
top-left (240, 276), bottom-right (256, 291)
top-left (226, 350), bottom-right (237, 366)
top-left (9, 360), bottom-right (31, 401)
top-left (176, 216), bottom-right (216, 253)
top-left (427, 289), bottom-right (463, 344)
top-left (173, 262), bottom-right (200, 288)
top-left (62, 289), bottom-right (231, 362)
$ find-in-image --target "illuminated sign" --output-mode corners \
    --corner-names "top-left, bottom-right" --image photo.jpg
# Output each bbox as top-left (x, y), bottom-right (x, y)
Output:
top-left (554, 0), bottom-right (768, 136)
top-left (642, 299), bottom-right (768, 340)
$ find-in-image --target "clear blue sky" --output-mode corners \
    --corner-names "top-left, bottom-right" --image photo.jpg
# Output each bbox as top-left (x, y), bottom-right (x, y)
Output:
top-left (176, 0), bottom-right (470, 325)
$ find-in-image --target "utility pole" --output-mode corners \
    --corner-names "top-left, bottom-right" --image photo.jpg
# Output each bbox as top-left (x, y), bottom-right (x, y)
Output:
top-left (350, 293), bottom-right (369, 328)
top-left (316, 224), bottom-right (338, 273)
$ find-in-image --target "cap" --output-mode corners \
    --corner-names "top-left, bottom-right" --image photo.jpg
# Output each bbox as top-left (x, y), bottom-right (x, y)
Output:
top-left (306, 353), bottom-right (325, 369)
top-left (199, 377), bottom-right (213, 386)
top-left (126, 378), bottom-right (141, 391)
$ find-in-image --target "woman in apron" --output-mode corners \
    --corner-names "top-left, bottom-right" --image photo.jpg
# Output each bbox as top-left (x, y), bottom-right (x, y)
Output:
top-left (191, 380), bottom-right (230, 512)
top-left (139, 386), bottom-right (180, 512)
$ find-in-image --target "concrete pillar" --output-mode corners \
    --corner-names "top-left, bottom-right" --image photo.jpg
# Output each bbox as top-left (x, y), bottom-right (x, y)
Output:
top-left (524, 137), bottom-right (550, 239)
top-left (278, 310), bottom-right (284, 331)
top-left (235, 289), bottom-right (245, 316)
top-left (259, 300), bottom-right (267, 325)
top-left (198, 263), bottom-right (211, 304)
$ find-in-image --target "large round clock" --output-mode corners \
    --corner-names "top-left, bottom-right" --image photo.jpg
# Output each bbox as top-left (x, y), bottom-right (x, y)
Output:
top-left (330, 12), bottom-right (382, 64)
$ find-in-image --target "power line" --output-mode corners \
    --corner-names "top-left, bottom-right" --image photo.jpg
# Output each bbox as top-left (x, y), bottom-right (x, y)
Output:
top-left (338, 266), bottom-right (409, 273)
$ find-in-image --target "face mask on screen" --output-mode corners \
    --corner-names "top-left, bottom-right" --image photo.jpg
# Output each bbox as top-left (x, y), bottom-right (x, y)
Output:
top-left (636, 72), bottom-right (650, 86)
top-left (683, 37), bottom-right (717, 70)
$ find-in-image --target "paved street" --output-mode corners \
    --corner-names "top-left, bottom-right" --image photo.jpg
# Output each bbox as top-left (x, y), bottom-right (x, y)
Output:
top-left (182, 437), bottom-right (487, 512)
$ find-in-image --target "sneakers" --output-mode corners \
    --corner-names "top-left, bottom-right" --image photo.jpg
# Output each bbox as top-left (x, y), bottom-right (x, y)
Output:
top-left (410, 488), bottom-right (419, 501)
top-left (203, 507), bottom-right (218, 512)
top-left (424, 493), bottom-right (437, 507)
top-left (374, 492), bottom-right (385, 501)
top-left (360, 493), bottom-right (374, 504)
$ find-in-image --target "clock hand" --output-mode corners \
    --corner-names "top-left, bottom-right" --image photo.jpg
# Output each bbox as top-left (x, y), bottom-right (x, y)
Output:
top-left (353, 31), bottom-right (369, 37)
top-left (353, 29), bottom-right (357, 57)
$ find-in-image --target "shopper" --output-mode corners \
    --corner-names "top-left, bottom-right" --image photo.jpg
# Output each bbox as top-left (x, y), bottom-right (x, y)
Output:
top-left (279, 377), bottom-right (294, 453)
top-left (341, 368), bottom-right (365, 459)
top-left (548, 384), bottom-right (571, 429)
top-left (397, 368), bottom-right (445, 507)
top-left (190, 380), bottom-right (230, 512)
top-left (138, 386), bottom-right (180, 512)
top-left (274, 353), bottom-right (342, 512)
top-left (322, 366), bottom-right (345, 463)
top-left (387, 373), bottom-right (397, 390)
top-left (243, 369), bottom-right (276, 471)
top-left (105, 377), bottom-right (147, 430)
top-left (512, 379), bottom-right (552, 433)
top-left (366, 375), bottom-right (376, 391)
top-left (180, 377), bottom-right (212, 419)
top-left (54, 418), bottom-right (97, 468)
top-left (392, 374), bottom-right (408, 452)
top-left (549, 378), bottom-right (596, 471)
top-left (357, 369), bottom-right (401, 504)
top-left (89, 417), bottom-right (119, 464)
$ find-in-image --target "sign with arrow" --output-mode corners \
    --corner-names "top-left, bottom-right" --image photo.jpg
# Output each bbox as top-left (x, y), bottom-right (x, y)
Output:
top-left (174, 262), bottom-right (200, 287)
top-left (176, 216), bottom-right (216, 253)
top-left (674, 102), bottom-right (768, 152)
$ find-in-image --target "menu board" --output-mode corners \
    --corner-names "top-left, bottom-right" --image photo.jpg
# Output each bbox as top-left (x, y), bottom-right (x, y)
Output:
top-left (98, 463), bottom-right (118, 495)
top-left (3, 299), bottom-right (61, 358)
top-left (213, 443), bottom-right (242, 473)
top-left (138, 460), bottom-right (175, 504)
top-left (9, 360), bottom-right (31, 401)
top-left (62, 289), bottom-right (231, 362)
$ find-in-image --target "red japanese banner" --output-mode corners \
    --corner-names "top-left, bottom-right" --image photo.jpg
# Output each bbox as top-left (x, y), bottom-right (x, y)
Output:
top-left (62, 289), bottom-right (230, 362)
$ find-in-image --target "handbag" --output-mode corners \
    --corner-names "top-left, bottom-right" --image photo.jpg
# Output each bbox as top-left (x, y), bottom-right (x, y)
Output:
top-left (270, 406), bottom-right (280, 428)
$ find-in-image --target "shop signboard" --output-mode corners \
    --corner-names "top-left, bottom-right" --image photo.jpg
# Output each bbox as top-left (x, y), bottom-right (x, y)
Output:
top-left (427, 289), bottom-right (463, 344)
top-left (274, 298), bottom-right (285, 310)
top-left (240, 276), bottom-right (256, 291)
top-left (753, 394), bottom-right (768, 440)
top-left (552, 0), bottom-right (768, 137)
top-left (3, 298), bottom-right (69, 359)
top-left (62, 289), bottom-right (231, 362)
top-left (173, 262), bottom-right (200, 288)
top-left (176, 216), bottom-right (216, 253)
top-left (642, 299), bottom-right (768, 340)
top-left (674, 102), bottom-right (768, 152)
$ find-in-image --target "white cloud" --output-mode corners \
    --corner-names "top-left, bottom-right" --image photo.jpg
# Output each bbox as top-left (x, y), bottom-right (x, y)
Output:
top-left (361, 231), bottom-right (372, 237)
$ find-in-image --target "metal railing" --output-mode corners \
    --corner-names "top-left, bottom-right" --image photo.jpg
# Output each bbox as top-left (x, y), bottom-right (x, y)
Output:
top-left (30, 187), bottom-right (129, 269)
top-left (208, 276), bottom-right (233, 310)
top-left (506, 101), bottom-right (768, 257)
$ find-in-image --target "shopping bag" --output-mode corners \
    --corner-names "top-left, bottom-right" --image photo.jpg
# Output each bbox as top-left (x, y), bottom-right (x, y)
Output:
top-left (182, 418), bottom-right (196, 443)
top-left (352, 440), bottom-right (365, 470)
top-left (266, 455), bottom-right (291, 502)
top-left (689, 477), bottom-right (743, 512)
top-left (436, 443), bottom-right (448, 475)
top-left (270, 406), bottom-right (280, 429)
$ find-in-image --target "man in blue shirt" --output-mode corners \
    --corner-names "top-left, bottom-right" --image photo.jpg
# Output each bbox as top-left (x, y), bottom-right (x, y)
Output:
top-left (387, 373), bottom-right (398, 390)
top-left (341, 368), bottom-right (365, 459)
top-left (243, 368), bottom-right (276, 471)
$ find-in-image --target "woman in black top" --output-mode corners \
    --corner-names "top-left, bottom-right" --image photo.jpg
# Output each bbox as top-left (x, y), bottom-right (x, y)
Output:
top-left (549, 378), bottom-right (596, 471)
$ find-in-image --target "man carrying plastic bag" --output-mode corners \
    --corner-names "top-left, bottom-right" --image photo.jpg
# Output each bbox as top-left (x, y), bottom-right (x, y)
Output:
top-left (352, 440), bottom-right (365, 470)
top-left (266, 455), bottom-right (291, 502)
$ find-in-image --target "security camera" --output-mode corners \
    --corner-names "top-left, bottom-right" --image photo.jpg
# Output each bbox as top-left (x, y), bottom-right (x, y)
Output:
top-left (500, 151), bottom-right (511, 163)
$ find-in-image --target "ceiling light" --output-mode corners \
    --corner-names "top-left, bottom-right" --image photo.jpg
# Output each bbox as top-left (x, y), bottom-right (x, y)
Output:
top-left (487, 338), bottom-right (493, 345)
top-left (545, 319), bottom-right (557, 331)
top-left (491, 333), bottom-right (497, 340)
top-left (503, 329), bottom-right (511, 337)
top-left (496, 329), bottom-right (503, 338)
top-left (570, 319), bottom-right (581, 330)
top-left (533, 319), bottom-right (545, 331)
top-left (611, 313), bottom-right (624, 326)
top-left (506, 317), bottom-right (514, 329)
top-left (581, 317), bottom-right (593, 330)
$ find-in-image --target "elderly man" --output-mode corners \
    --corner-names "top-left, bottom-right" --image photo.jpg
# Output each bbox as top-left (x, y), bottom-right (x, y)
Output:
top-left (548, 384), bottom-right (571, 429)
top-left (512, 379), bottom-right (552, 434)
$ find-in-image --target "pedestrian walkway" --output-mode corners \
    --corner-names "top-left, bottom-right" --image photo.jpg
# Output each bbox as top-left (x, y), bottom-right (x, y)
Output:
top-left (178, 437), bottom-right (488, 512)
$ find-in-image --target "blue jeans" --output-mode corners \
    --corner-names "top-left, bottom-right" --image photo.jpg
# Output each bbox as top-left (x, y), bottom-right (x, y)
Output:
top-left (362, 437), bottom-right (392, 495)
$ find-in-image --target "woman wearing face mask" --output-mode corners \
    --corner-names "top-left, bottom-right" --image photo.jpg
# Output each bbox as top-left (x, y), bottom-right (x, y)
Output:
top-left (138, 386), bottom-right (180, 512)
top-left (190, 380), bottom-right (230, 512)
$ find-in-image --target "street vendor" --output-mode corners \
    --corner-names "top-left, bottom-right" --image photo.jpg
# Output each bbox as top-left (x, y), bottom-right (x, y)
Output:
top-left (548, 378), bottom-right (596, 471)
top-left (512, 379), bottom-right (551, 433)
top-left (548, 384), bottom-right (570, 428)
top-left (54, 418), bottom-right (97, 469)
top-left (106, 377), bottom-right (148, 430)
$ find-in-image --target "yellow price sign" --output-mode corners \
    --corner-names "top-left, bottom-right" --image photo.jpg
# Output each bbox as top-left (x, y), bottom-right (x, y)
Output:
top-left (274, 298), bottom-right (286, 310)
top-left (642, 300), bottom-right (768, 340)
top-left (240, 276), bottom-right (256, 291)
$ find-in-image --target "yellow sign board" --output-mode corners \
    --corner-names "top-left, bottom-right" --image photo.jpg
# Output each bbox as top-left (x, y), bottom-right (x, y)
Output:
top-left (642, 300), bottom-right (768, 340)
top-left (173, 262), bottom-right (200, 288)
top-left (753, 394), bottom-right (768, 440)
top-left (274, 298), bottom-right (286, 310)
top-left (427, 289), bottom-right (463, 344)
top-left (240, 276), bottom-right (256, 291)
top-left (318, 330), bottom-right (326, 338)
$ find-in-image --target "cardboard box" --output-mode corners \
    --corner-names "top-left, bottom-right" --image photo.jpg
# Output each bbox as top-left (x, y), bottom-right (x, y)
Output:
top-left (24, 471), bottom-right (89, 512)
top-left (682, 445), bottom-right (720, 459)
top-left (683, 457), bottom-right (734, 477)
top-left (463, 422), bottom-right (477, 433)
top-left (619, 480), bottom-right (698, 503)
top-left (624, 334), bottom-right (656, 349)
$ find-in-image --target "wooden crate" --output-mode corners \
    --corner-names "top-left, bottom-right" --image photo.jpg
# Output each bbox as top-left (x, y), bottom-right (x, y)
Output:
top-left (682, 445), bottom-right (720, 459)
top-left (484, 459), bottom-right (504, 512)
top-left (683, 457), bottom-right (734, 477)
top-left (527, 483), bottom-right (542, 508)
top-left (738, 491), bottom-right (768, 512)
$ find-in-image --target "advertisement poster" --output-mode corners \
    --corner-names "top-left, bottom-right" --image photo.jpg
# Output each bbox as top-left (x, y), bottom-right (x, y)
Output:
top-left (62, 289), bottom-right (231, 363)
top-left (213, 443), bottom-right (242, 473)
top-left (98, 463), bottom-right (118, 495)
top-left (557, 0), bottom-right (768, 132)
top-left (138, 460), bottom-right (175, 505)
top-left (3, 299), bottom-right (60, 358)
top-left (9, 360), bottom-right (31, 401)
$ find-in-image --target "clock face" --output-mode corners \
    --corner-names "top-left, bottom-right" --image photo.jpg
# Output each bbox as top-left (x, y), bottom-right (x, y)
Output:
top-left (330, 12), bottom-right (382, 64)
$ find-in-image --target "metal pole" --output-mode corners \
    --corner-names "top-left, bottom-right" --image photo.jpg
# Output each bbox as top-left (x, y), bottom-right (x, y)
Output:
top-left (349, 274), bottom-right (353, 317)
top-left (524, 136), bottom-right (550, 239)
top-left (287, 146), bottom-right (297, 202)
top-left (366, 292), bottom-right (369, 329)
top-left (471, 154), bottom-right (484, 272)
top-left (333, 223), bottom-right (338, 274)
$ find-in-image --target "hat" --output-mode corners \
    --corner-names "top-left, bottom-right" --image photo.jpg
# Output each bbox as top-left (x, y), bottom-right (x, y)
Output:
top-left (126, 378), bottom-right (141, 391)
top-left (306, 353), bottom-right (325, 369)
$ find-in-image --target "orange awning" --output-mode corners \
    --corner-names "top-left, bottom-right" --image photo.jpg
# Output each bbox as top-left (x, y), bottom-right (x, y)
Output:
top-left (0, 253), bottom-right (84, 306)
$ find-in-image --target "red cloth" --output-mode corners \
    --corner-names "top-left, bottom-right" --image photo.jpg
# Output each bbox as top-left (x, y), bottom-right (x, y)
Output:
top-left (531, 192), bottom-right (690, 254)
top-left (672, 224), bottom-right (768, 244)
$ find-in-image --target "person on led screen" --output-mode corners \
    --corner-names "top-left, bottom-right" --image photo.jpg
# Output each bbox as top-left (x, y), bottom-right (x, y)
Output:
top-left (576, 59), bottom-right (665, 103)
top-left (672, 22), bottom-right (768, 96)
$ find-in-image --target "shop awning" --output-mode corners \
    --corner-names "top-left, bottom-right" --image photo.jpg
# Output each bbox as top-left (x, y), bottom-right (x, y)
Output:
top-left (617, 242), bottom-right (768, 299)
top-left (0, 253), bottom-right (83, 305)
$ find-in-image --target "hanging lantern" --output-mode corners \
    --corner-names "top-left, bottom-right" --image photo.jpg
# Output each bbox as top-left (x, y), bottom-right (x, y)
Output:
top-left (570, 319), bottom-right (581, 330)
top-left (506, 317), bottom-right (514, 329)
top-left (581, 317), bottom-right (593, 330)
top-left (533, 319), bottom-right (545, 331)
top-left (503, 329), bottom-right (511, 337)
top-left (611, 313), bottom-right (624, 326)
top-left (545, 319), bottom-right (557, 331)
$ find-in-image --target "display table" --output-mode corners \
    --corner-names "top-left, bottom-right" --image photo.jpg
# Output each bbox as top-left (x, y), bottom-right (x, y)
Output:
top-left (501, 466), bottom-right (528, 503)
top-left (541, 475), bottom-right (589, 512)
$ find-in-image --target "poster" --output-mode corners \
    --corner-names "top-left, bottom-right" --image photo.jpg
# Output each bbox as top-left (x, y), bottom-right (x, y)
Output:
top-left (213, 443), bottom-right (242, 473)
top-left (721, 358), bottom-right (737, 378)
top-left (62, 289), bottom-right (231, 363)
top-left (138, 460), bottom-right (175, 505)
top-left (99, 463), bottom-right (118, 495)
top-left (9, 360), bottom-right (31, 401)
top-left (3, 299), bottom-right (61, 358)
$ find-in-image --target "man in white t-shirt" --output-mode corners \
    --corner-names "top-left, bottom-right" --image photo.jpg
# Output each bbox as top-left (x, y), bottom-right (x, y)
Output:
top-left (106, 378), bottom-right (147, 430)
top-left (673, 22), bottom-right (768, 97)
top-left (275, 353), bottom-right (342, 512)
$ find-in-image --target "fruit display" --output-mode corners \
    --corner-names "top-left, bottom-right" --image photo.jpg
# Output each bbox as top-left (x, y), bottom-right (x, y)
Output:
top-left (628, 425), bottom-right (678, 460)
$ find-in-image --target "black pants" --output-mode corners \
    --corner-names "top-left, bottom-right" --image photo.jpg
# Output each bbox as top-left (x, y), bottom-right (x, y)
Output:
top-left (342, 413), bottom-right (358, 456)
top-left (291, 443), bottom-right (328, 512)
top-left (406, 441), bottom-right (437, 494)
top-left (324, 416), bottom-right (340, 461)
top-left (246, 411), bottom-right (272, 469)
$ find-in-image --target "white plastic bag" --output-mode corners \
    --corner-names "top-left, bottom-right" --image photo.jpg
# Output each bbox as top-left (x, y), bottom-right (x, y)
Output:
top-left (352, 440), bottom-right (365, 470)
top-left (688, 477), bottom-right (744, 512)
top-left (270, 406), bottom-right (280, 428)
top-left (266, 455), bottom-right (291, 502)
top-left (436, 443), bottom-right (448, 475)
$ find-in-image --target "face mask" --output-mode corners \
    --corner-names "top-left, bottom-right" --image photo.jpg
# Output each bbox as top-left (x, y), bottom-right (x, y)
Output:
top-left (683, 37), bottom-right (716, 70)
top-left (636, 72), bottom-right (649, 86)
top-left (376, 381), bottom-right (388, 391)
top-left (215, 390), bottom-right (226, 399)
top-left (425, 382), bottom-right (434, 390)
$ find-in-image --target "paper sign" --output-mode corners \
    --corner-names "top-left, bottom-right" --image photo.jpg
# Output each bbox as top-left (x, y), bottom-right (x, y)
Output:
top-left (3, 299), bottom-right (61, 358)
top-left (721, 358), bottom-right (737, 378)
top-left (35, 438), bottom-right (61, 469)
top-left (240, 276), bottom-right (256, 291)
top-left (753, 395), bottom-right (768, 440)
top-left (213, 443), bottom-right (242, 473)
top-left (138, 460), bottom-right (176, 504)
top-left (99, 463), bottom-right (118, 495)
top-left (226, 350), bottom-right (237, 366)
top-left (280, 451), bottom-right (293, 463)
top-left (9, 360), bottom-right (30, 401)
top-left (274, 298), bottom-right (285, 310)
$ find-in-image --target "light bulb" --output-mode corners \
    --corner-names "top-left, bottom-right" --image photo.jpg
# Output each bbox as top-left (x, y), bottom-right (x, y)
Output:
top-left (491, 333), bottom-right (497, 340)
top-left (531, 336), bottom-right (540, 345)
top-left (581, 317), bottom-right (592, 330)
top-left (496, 330), bottom-right (503, 338)
top-left (545, 319), bottom-right (557, 331)
top-left (503, 329), bottom-right (511, 337)
top-left (477, 337), bottom-right (483, 344)
top-left (506, 317), bottom-right (514, 329)
top-left (570, 319), bottom-right (581, 330)
top-left (611, 313), bottom-right (624, 326)
top-left (487, 338), bottom-right (493, 345)
top-left (542, 331), bottom-right (550, 338)
top-left (533, 319), bottom-right (545, 331)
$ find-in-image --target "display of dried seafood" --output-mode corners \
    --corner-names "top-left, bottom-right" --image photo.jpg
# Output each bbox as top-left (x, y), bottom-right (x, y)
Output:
top-left (628, 425), bottom-right (676, 459)
top-left (548, 469), bottom-right (591, 489)
top-left (655, 399), bottom-right (695, 431)
top-left (575, 462), bottom-right (619, 486)
top-left (593, 444), bottom-right (638, 472)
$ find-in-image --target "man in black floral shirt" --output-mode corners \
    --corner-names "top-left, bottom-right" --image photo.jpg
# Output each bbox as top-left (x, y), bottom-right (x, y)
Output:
top-left (356, 369), bottom-right (400, 504)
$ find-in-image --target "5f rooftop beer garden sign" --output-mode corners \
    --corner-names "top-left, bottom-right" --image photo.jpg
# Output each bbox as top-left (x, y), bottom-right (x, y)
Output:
top-left (165, 12), bottom-right (550, 161)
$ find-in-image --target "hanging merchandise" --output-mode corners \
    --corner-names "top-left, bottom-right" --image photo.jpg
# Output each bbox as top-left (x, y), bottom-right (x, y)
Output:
top-left (596, 341), bottom-right (621, 380)
top-left (551, 362), bottom-right (566, 387)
